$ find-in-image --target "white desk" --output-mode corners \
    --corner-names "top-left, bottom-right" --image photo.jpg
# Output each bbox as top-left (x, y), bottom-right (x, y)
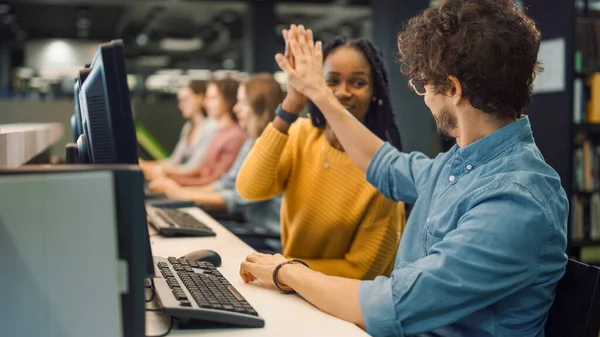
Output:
top-left (146, 207), bottom-right (371, 337)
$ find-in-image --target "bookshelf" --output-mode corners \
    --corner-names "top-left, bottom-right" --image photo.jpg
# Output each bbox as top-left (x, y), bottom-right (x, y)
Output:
top-left (568, 0), bottom-right (600, 262)
top-left (520, 0), bottom-right (600, 263)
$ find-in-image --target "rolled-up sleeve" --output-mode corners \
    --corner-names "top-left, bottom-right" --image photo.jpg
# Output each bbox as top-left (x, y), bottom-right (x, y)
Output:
top-left (366, 143), bottom-right (434, 204)
top-left (359, 269), bottom-right (411, 337)
top-left (357, 183), bottom-right (558, 336)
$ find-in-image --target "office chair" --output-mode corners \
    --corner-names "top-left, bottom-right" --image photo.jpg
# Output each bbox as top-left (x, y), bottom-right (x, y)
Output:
top-left (545, 258), bottom-right (600, 337)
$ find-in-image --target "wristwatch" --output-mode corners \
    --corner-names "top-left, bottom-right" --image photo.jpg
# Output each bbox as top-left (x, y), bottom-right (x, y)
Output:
top-left (275, 104), bottom-right (299, 124)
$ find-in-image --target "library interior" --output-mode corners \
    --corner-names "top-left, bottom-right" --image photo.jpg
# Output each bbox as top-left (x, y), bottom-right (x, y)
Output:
top-left (2, 0), bottom-right (600, 336)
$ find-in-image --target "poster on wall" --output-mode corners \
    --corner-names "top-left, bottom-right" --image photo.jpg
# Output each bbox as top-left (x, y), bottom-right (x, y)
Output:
top-left (533, 37), bottom-right (566, 94)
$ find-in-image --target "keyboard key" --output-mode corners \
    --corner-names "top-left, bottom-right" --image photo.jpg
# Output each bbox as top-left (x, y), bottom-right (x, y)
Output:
top-left (173, 290), bottom-right (187, 301)
top-left (180, 300), bottom-right (192, 307)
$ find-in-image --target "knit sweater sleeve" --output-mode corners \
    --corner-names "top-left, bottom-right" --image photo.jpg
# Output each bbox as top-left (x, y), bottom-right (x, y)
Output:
top-left (298, 197), bottom-right (404, 280)
top-left (170, 128), bottom-right (247, 187)
top-left (236, 122), bottom-right (295, 201)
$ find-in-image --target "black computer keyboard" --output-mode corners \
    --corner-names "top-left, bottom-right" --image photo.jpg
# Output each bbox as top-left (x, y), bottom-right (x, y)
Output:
top-left (152, 256), bottom-right (264, 328)
top-left (148, 207), bottom-right (216, 237)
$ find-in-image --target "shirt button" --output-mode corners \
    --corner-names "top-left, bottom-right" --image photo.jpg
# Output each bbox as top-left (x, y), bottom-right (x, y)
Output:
top-left (426, 217), bottom-right (430, 222)
top-left (449, 175), bottom-right (455, 182)
top-left (466, 164), bottom-right (472, 170)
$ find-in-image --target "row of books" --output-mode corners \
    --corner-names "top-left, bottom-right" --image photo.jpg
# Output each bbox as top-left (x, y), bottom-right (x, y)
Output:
top-left (571, 193), bottom-right (600, 241)
top-left (575, 16), bottom-right (600, 122)
top-left (573, 75), bottom-right (600, 124)
top-left (573, 139), bottom-right (600, 191)
top-left (575, 18), bottom-right (600, 75)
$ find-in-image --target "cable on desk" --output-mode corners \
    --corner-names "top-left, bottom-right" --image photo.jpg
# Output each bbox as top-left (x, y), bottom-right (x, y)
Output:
top-left (146, 316), bottom-right (174, 337)
top-left (145, 278), bottom-right (156, 303)
top-left (145, 308), bottom-right (162, 312)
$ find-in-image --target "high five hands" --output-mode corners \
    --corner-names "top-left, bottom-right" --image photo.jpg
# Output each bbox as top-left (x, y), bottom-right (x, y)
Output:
top-left (276, 25), bottom-right (328, 102)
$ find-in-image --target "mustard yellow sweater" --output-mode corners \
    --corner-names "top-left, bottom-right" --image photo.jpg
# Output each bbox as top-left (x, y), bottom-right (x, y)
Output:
top-left (236, 118), bottom-right (405, 280)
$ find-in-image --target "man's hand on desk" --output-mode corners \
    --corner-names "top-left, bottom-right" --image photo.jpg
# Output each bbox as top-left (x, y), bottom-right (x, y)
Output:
top-left (239, 252), bottom-right (366, 330)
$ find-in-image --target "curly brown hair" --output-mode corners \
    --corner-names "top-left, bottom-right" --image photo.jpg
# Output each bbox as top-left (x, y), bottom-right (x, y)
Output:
top-left (397, 0), bottom-right (542, 119)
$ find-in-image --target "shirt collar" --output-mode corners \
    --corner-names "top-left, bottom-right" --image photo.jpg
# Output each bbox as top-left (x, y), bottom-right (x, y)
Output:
top-left (455, 115), bottom-right (533, 168)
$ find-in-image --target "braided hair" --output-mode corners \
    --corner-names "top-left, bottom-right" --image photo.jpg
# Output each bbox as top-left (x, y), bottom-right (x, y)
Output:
top-left (307, 36), bottom-right (403, 151)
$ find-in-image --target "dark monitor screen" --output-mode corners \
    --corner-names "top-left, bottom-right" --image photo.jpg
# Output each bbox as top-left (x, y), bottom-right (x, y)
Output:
top-left (78, 39), bottom-right (138, 165)
top-left (76, 39), bottom-right (153, 279)
top-left (70, 68), bottom-right (90, 143)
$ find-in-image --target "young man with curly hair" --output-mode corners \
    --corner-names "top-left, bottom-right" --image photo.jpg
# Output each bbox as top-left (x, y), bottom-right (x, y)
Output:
top-left (238, 1), bottom-right (568, 336)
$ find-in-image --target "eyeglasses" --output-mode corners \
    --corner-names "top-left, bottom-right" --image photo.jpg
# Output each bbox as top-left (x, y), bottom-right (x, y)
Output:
top-left (409, 78), bottom-right (427, 96)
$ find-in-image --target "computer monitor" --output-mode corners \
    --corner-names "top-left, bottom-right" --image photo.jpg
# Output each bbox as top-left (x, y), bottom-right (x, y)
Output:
top-left (0, 164), bottom-right (149, 337)
top-left (75, 39), bottom-right (153, 278)
top-left (77, 39), bottom-right (138, 165)
top-left (70, 68), bottom-right (90, 143)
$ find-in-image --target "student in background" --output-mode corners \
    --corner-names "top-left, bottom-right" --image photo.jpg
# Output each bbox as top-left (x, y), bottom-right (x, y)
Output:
top-left (149, 78), bottom-right (246, 191)
top-left (240, 3), bottom-right (568, 335)
top-left (158, 73), bottom-right (284, 246)
top-left (235, 33), bottom-right (406, 280)
top-left (140, 80), bottom-right (217, 178)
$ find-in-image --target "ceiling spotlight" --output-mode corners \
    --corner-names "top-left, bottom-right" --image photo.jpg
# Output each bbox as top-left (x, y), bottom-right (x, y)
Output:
top-left (222, 58), bottom-right (236, 70)
top-left (76, 17), bottom-right (91, 30)
top-left (136, 33), bottom-right (149, 47)
top-left (0, 4), bottom-right (10, 15)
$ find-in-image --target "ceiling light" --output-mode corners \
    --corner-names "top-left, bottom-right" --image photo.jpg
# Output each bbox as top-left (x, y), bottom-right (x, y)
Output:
top-left (76, 18), bottom-right (91, 30)
top-left (186, 69), bottom-right (212, 81)
top-left (0, 4), bottom-right (10, 15)
top-left (222, 59), bottom-right (236, 70)
top-left (159, 38), bottom-right (203, 52)
top-left (16, 67), bottom-right (34, 79)
top-left (156, 69), bottom-right (183, 75)
top-left (136, 33), bottom-right (149, 47)
top-left (135, 55), bottom-right (170, 68)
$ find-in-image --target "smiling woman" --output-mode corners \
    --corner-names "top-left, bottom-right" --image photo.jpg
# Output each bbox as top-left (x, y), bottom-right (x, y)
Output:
top-left (308, 36), bottom-right (402, 152)
top-left (235, 27), bottom-right (407, 281)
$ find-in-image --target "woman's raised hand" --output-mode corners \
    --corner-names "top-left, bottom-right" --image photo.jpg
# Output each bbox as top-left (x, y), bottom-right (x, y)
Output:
top-left (275, 25), bottom-right (327, 102)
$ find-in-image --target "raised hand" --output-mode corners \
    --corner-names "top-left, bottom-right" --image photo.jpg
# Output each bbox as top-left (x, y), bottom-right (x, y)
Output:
top-left (275, 25), bottom-right (327, 103)
top-left (280, 26), bottom-right (308, 114)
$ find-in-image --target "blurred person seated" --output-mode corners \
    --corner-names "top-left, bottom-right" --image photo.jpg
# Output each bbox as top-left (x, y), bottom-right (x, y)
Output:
top-left (148, 78), bottom-right (247, 191)
top-left (156, 73), bottom-right (285, 252)
top-left (140, 80), bottom-right (217, 178)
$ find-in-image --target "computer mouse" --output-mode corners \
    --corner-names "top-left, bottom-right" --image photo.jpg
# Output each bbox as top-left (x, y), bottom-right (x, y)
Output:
top-left (181, 249), bottom-right (222, 267)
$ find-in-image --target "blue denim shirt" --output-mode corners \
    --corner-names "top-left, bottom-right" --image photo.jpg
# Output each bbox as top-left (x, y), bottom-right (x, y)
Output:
top-left (358, 116), bottom-right (568, 337)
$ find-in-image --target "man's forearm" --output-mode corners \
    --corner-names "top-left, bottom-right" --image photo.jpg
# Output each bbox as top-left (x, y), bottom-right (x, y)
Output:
top-left (311, 92), bottom-right (384, 172)
top-left (279, 264), bottom-right (365, 329)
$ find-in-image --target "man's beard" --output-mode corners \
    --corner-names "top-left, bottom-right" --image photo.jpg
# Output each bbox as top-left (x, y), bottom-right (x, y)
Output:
top-left (434, 107), bottom-right (457, 141)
